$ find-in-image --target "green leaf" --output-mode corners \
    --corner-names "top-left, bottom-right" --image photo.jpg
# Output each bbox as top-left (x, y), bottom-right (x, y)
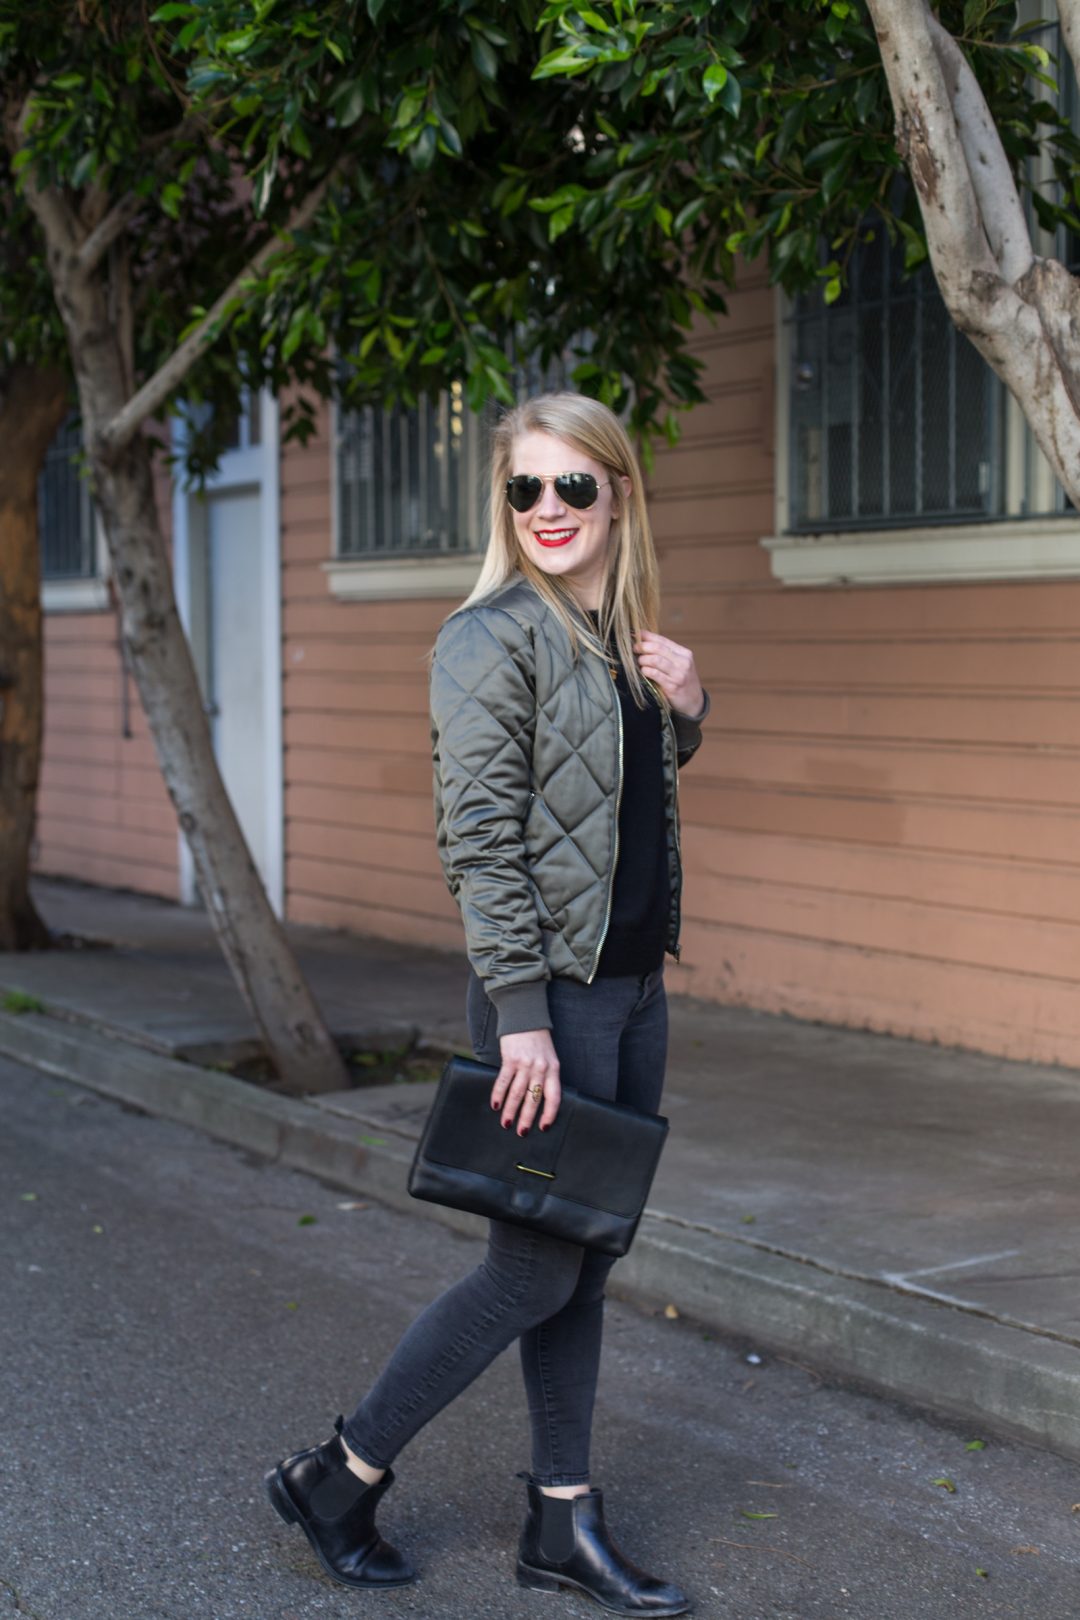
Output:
top-left (964, 1439), bottom-right (986, 1451)
top-left (471, 35), bottom-right (498, 81)
top-left (220, 28), bottom-right (256, 53)
top-left (288, 121), bottom-right (312, 160)
top-left (896, 217), bottom-right (927, 270)
top-left (653, 203), bottom-right (673, 237)
top-left (160, 183), bottom-right (184, 220)
top-left (933, 1477), bottom-right (957, 1493)
top-left (410, 124), bottom-right (437, 172)
top-left (359, 1135), bottom-right (387, 1146)
top-left (719, 74), bottom-right (742, 118)
top-left (533, 47), bottom-right (592, 80)
top-left (740, 1511), bottom-right (778, 1520)
top-left (438, 118), bottom-right (463, 158)
top-left (823, 276), bottom-right (841, 305)
top-left (703, 63), bottom-right (728, 101)
top-left (20, 1192), bottom-right (38, 1201)
top-left (674, 196), bottom-right (707, 233)
top-left (325, 38), bottom-right (345, 65)
top-left (297, 1214), bottom-right (317, 1226)
top-left (334, 82), bottom-right (367, 127)
top-left (975, 1568), bottom-right (989, 1579)
top-left (549, 204), bottom-right (576, 242)
top-left (367, 0), bottom-right (390, 19)
top-left (149, 2), bottom-right (197, 18)
top-left (420, 345), bottom-right (447, 364)
top-left (52, 73), bottom-right (85, 91)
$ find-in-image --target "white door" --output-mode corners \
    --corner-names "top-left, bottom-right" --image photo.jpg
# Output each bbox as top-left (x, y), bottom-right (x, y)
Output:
top-left (207, 487), bottom-right (271, 893)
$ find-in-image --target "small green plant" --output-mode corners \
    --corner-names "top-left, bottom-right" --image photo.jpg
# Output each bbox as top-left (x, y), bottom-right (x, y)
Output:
top-left (2, 990), bottom-right (46, 1015)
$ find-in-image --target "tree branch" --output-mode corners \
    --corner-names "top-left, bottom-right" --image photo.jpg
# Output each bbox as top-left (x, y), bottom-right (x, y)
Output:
top-left (78, 192), bottom-right (145, 277)
top-left (864, 0), bottom-right (999, 303)
top-left (1058, 0), bottom-right (1080, 98)
top-left (927, 12), bottom-right (1032, 284)
top-left (4, 93), bottom-right (83, 259)
top-left (100, 163), bottom-right (343, 456)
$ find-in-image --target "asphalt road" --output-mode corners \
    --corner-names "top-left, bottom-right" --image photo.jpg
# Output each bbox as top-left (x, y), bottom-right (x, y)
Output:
top-left (4, 1052), bottom-right (1080, 1620)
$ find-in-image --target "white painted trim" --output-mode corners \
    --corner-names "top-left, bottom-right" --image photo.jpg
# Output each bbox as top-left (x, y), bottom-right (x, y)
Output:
top-left (171, 391), bottom-right (284, 915)
top-left (261, 392), bottom-right (284, 919)
top-left (773, 288), bottom-right (792, 539)
top-left (324, 553), bottom-right (484, 600)
top-left (41, 576), bottom-right (110, 613)
top-left (762, 517), bottom-right (1080, 586)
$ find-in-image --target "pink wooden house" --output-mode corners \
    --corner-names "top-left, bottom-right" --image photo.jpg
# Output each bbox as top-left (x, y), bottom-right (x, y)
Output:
top-left (35, 250), bottom-right (1080, 1069)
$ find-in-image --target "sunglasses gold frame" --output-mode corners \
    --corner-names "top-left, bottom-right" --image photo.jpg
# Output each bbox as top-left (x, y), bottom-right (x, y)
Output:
top-left (504, 472), bottom-right (611, 512)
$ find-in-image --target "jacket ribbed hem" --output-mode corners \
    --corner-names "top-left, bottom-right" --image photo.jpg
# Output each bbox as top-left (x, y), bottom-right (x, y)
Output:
top-left (487, 979), bottom-right (553, 1038)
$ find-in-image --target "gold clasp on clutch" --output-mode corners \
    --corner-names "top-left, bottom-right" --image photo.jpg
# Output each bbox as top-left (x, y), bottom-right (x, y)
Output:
top-left (515, 1164), bottom-right (555, 1180)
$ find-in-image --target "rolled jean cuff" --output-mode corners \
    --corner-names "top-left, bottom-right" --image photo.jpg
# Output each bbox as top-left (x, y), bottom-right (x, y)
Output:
top-left (487, 979), bottom-right (552, 1038)
top-left (523, 1469), bottom-right (593, 1488)
top-left (338, 1420), bottom-right (391, 1473)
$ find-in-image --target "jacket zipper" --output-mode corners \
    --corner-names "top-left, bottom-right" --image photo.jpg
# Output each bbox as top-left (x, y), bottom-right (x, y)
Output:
top-left (666, 709), bottom-right (683, 963)
top-left (588, 663), bottom-right (624, 983)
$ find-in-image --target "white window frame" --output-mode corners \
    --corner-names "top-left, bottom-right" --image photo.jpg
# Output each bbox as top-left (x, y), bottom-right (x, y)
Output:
top-left (325, 388), bottom-right (486, 601)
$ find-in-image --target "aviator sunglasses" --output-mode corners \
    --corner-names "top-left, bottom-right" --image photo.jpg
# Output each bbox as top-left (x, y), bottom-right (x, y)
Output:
top-left (505, 471), bottom-right (611, 513)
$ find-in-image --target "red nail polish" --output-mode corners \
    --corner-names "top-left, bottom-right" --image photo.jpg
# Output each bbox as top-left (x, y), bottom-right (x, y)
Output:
top-left (518, 1128), bottom-right (528, 1138)
top-left (502, 1121), bottom-right (511, 1130)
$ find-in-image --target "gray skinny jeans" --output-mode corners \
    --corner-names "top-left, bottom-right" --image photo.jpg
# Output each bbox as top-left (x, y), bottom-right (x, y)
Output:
top-left (341, 963), bottom-right (668, 1487)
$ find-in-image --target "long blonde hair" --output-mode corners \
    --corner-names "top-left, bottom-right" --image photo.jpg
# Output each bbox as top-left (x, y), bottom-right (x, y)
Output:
top-left (442, 392), bottom-right (663, 710)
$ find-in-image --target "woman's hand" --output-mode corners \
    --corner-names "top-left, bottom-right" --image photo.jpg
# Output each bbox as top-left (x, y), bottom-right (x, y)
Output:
top-left (489, 1028), bottom-right (561, 1136)
top-left (633, 630), bottom-right (705, 719)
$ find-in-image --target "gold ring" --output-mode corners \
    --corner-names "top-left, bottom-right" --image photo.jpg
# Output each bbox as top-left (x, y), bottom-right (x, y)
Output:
top-left (529, 1083), bottom-right (543, 1100)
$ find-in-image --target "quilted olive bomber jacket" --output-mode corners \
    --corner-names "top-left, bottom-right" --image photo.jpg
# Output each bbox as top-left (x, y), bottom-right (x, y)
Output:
top-left (430, 572), bottom-right (710, 1039)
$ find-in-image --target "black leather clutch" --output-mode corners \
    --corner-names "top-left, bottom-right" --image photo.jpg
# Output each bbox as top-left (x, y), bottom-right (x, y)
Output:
top-left (407, 1053), bottom-right (669, 1258)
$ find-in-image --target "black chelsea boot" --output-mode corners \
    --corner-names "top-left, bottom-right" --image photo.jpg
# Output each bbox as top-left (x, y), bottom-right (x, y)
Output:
top-left (264, 1415), bottom-right (415, 1589)
top-left (516, 1475), bottom-right (691, 1615)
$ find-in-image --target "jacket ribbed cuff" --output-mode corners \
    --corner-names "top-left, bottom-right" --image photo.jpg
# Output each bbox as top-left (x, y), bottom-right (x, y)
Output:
top-left (486, 979), bottom-right (553, 1038)
top-left (670, 687), bottom-right (710, 751)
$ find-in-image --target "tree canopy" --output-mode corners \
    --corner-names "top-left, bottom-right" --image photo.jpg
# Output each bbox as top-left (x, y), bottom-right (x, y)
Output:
top-left (2, 1), bottom-right (1076, 459)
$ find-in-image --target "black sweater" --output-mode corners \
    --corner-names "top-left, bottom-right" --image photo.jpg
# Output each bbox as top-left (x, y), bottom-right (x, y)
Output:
top-left (586, 611), bottom-right (670, 977)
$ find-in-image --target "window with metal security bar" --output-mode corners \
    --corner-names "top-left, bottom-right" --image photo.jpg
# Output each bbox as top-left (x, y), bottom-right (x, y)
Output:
top-left (336, 383), bottom-right (484, 557)
top-left (39, 415), bottom-right (97, 579)
top-left (333, 349), bottom-right (577, 560)
top-left (788, 240), bottom-right (1003, 532)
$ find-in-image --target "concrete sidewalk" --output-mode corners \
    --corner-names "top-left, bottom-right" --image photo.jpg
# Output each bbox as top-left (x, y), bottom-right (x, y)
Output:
top-left (4, 876), bottom-right (1080, 1463)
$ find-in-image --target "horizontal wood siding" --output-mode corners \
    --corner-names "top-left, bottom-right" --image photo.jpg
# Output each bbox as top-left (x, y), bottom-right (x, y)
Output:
top-left (280, 394), bottom-right (461, 952)
top-left (280, 296), bottom-right (1080, 1068)
top-left (37, 611), bottom-right (179, 899)
top-left (652, 277), bottom-right (1080, 1069)
top-left (35, 450), bottom-right (179, 899)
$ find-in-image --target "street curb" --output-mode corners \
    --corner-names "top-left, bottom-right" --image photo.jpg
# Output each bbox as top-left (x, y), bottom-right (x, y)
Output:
top-left (3, 1002), bottom-right (1079, 1462)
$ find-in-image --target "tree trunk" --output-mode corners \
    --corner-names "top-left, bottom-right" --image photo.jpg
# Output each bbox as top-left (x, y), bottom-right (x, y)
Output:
top-left (91, 428), bottom-right (350, 1094)
top-left (20, 186), bottom-right (350, 1096)
top-left (0, 364), bottom-right (69, 952)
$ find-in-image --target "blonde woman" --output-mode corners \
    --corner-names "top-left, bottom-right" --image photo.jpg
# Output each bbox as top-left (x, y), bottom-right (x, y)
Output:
top-left (266, 393), bottom-right (708, 1615)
